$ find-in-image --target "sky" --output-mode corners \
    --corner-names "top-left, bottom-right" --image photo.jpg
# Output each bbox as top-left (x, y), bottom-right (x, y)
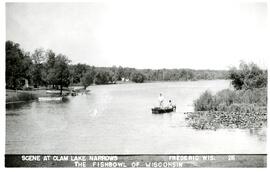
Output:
top-left (6, 0), bottom-right (269, 70)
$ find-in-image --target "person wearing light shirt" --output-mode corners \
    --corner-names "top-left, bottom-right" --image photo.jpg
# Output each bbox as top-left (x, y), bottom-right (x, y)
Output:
top-left (158, 93), bottom-right (164, 108)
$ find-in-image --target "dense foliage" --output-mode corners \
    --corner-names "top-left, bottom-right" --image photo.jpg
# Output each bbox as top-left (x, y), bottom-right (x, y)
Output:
top-left (6, 41), bottom-right (71, 95)
top-left (81, 67), bottom-right (96, 89)
top-left (194, 88), bottom-right (267, 112)
top-left (228, 61), bottom-right (267, 90)
top-left (131, 72), bottom-right (145, 83)
top-left (6, 41), bottom-right (32, 89)
top-left (6, 40), bottom-right (228, 91)
top-left (94, 70), bottom-right (114, 85)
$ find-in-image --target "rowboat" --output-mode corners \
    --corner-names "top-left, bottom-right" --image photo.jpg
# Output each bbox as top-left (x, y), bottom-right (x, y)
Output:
top-left (38, 97), bottom-right (63, 101)
top-left (151, 106), bottom-right (176, 114)
top-left (46, 90), bottom-right (61, 94)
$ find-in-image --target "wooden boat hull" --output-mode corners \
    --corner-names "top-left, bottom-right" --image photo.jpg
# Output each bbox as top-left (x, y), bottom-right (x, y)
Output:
top-left (151, 106), bottom-right (176, 114)
top-left (38, 97), bottom-right (63, 101)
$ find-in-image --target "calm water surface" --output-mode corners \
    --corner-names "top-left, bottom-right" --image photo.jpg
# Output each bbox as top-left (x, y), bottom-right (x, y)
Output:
top-left (6, 80), bottom-right (266, 154)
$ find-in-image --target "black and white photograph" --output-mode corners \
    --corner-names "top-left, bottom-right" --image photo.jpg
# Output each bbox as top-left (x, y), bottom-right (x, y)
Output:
top-left (3, 0), bottom-right (269, 168)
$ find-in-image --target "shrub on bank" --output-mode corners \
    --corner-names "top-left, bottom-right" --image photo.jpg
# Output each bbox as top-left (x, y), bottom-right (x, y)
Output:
top-left (216, 103), bottom-right (266, 113)
top-left (194, 88), bottom-right (267, 112)
top-left (193, 91), bottom-right (215, 111)
top-left (239, 88), bottom-right (267, 106)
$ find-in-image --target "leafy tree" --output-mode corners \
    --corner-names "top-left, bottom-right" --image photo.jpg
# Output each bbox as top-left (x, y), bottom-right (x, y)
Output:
top-left (54, 54), bottom-right (71, 95)
top-left (228, 61), bottom-right (267, 90)
top-left (70, 63), bottom-right (88, 84)
top-left (81, 67), bottom-right (96, 89)
top-left (44, 49), bottom-right (57, 87)
top-left (46, 49), bottom-right (56, 69)
top-left (32, 48), bottom-right (46, 64)
top-left (95, 70), bottom-right (113, 85)
top-left (43, 51), bottom-right (71, 94)
top-left (31, 48), bottom-right (46, 87)
top-left (131, 72), bottom-right (145, 83)
top-left (6, 41), bottom-right (32, 89)
top-left (117, 66), bottom-right (125, 80)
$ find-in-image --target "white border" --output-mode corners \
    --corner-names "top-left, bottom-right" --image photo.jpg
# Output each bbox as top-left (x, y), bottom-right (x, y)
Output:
top-left (1, 0), bottom-right (270, 171)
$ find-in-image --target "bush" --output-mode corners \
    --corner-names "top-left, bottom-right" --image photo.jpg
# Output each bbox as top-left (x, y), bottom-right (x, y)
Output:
top-left (131, 72), bottom-right (145, 83)
top-left (240, 88), bottom-right (267, 106)
top-left (215, 89), bottom-right (237, 106)
top-left (194, 91), bottom-right (215, 111)
top-left (194, 88), bottom-right (267, 112)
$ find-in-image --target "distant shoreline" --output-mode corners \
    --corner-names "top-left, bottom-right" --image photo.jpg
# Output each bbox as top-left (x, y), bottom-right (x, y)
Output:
top-left (6, 79), bottom-right (230, 104)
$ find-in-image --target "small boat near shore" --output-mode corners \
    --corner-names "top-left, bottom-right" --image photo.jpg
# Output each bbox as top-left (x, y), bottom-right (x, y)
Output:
top-left (46, 90), bottom-right (61, 94)
top-left (38, 97), bottom-right (63, 101)
top-left (152, 106), bottom-right (176, 114)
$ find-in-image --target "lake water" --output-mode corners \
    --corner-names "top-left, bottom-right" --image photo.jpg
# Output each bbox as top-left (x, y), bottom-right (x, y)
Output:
top-left (6, 80), bottom-right (266, 154)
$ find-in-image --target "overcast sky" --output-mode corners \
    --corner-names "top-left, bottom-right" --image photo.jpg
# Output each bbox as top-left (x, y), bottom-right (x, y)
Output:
top-left (6, 0), bottom-right (269, 70)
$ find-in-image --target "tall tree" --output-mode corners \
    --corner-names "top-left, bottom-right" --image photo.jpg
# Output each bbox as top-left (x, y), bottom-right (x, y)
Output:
top-left (31, 48), bottom-right (45, 88)
top-left (71, 63), bottom-right (88, 84)
top-left (44, 49), bottom-right (57, 87)
top-left (6, 41), bottom-right (32, 89)
top-left (54, 54), bottom-right (71, 95)
top-left (81, 67), bottom-right (96, 89)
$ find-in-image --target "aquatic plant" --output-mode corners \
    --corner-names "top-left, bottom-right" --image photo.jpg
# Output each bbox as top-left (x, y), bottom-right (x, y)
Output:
top-left (185, 111), bottom-right (267, 130)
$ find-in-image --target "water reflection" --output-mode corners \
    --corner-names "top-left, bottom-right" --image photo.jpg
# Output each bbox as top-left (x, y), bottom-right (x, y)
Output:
top-left (6, 112), bottom-right (21, 116)
top-left (6, 101), bottom-right (32, 110)
top-left (248, 128), bottom-right (266, 142)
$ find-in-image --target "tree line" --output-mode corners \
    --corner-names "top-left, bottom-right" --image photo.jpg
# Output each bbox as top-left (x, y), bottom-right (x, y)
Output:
top-left (6, 40), bottom-right (228, 92)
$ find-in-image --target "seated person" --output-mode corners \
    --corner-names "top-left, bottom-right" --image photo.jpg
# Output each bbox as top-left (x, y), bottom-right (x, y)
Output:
top-left (167, 100), bottom-right (173, 109)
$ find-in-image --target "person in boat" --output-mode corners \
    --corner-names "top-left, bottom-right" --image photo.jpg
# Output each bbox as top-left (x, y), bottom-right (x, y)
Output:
top-left (158, 93), bottom-right (165, 108)
top-left (167, 100), bottom-right (173, 109)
